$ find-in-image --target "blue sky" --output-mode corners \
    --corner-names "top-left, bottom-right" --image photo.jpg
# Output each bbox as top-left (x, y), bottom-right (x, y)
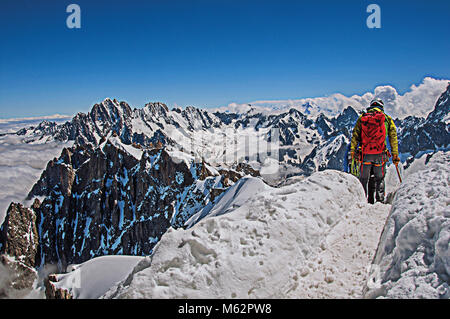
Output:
top-left (0, 0), bottom-right (449, 118)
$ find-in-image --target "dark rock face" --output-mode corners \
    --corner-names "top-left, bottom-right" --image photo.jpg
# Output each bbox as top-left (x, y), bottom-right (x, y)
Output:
top-left (0, 255), bottom-right (37, 298)
top-left (0, 203), bottom-right (39, 268)
top-left (0, 203), bottom-right (39, 297)
top-left (30, 144), bottom-right (173, 268)
top-left (300, 135), bottom-right (349, 175)
top-left (427, 84), bottom-right (450, 124)
top-left (331, 106), bottom-right (360, 137)
top-left (235, 163), bottom-right (261, 178)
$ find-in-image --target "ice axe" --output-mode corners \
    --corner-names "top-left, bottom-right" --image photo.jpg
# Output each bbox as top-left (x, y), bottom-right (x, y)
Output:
top-left (388, 150), bottom-right (402, 184)
top-left (394, 162), bottom-right (402, 184)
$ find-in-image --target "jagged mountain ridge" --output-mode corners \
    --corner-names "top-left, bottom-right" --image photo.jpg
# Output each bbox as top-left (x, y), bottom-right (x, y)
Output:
top-left (15, 98), bottom-right (358, 174)
top-left (15, 83), bottom-right (450, 176)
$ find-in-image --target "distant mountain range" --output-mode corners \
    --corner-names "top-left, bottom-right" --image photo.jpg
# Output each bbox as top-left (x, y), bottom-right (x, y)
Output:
top-left (13, 82), bottom-right (450, 176)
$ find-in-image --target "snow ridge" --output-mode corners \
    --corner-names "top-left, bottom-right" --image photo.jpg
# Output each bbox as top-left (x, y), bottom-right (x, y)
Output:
top-left (364, 152), bottom-right (450, 299)
top-left (103, 170), bottom-right (369, 299)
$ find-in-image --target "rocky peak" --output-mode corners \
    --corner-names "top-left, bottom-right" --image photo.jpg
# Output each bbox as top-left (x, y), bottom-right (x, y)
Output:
top-left (314, 113), bottom-right (333, 137)
top-left (339, 105), bottom-right (358, 120)
top-left (331, 105), bottom-right (359, 137)
top-left (288, 107), bottom-right (305, 118)
top-left (89, 98), bottom-right (132, 132)
top-left (143, 102), bottom-right (169, 117)
top-left (303, 102), bottom-right (313, 115)
top-left (426, 82), bottom-right (450, 123)
top-left (234, 162), bottom-right (261, 177)
top-left (181, 106), bottom-right (219, 130)
top-left (212, 111), bottom-right (239, 125)
top-left (92, 98), bottom-right (132, 119)
top-left (0, 200), bottom-right (40, 297)
top-left (27, 145), bottom-right (92, 199)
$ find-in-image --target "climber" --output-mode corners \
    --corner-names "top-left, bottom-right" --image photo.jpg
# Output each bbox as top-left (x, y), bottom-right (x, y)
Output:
top-left (350, 98), bottom-right (400, 203)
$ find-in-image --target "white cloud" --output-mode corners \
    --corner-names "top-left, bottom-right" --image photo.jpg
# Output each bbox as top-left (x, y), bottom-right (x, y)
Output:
top-left (389, 77), bottom-right (450, 118)
top-left (216, 77), bottom-right (449, 119)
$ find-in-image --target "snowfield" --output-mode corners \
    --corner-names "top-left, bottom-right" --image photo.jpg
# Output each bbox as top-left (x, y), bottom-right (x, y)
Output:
top-left (293, 201), bottom-right (390, 298)
top-left (50, 255), bottom-right (143, 299)
top-left (102, 170), bottom-right (384, 299)
top-left (364, 152), bottom-right (449, 299)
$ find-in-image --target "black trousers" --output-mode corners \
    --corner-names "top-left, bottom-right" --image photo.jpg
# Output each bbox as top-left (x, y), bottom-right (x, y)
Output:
top-left (359, 153), bottom-right (386, 203)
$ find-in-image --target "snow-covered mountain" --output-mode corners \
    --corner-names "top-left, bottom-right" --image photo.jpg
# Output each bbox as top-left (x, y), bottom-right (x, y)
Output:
top-left (0, 81), bottom-right (449, 299)
top-left (14, 98), bottom-right (348, 176)
top-left (12, 82), bottom-right (450, 181)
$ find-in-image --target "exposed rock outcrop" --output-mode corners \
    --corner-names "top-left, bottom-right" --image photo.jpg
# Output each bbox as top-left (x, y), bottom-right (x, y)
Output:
top-left (44, 274), bottom-right (72, 299)
top-left (0, 202), bottom-right (39, 268)
top-left (0, 202), bottom-right (40, 297)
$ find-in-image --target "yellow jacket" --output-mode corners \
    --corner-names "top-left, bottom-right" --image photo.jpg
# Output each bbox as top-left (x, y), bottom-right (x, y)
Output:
top-left (350, 107), bottom-right (399, 156)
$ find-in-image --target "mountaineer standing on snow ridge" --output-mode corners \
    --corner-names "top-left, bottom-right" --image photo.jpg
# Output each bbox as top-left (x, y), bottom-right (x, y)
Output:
top-left (350, 98), bottom-right (400, 203)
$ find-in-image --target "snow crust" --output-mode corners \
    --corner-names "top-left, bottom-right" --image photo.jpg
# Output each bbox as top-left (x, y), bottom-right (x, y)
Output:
top-left (364, 152), bottom-right (450, 299)
top-left (51, 255), bottom-right (143, 299)
top-left (185, 176), bottom-right (270, 228)
top-left (103, 170), bottom-right (374, 298)
top-left (108, 135), bottom-right (144, 160)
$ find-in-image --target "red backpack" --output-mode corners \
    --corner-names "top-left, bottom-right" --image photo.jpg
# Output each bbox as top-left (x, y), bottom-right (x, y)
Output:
top-left (360, 111), bottom-right (386, 154)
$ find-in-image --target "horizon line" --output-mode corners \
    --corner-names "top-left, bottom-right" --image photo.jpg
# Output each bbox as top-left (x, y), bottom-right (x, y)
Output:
top-left (1, 77), bottom-right (449, 121)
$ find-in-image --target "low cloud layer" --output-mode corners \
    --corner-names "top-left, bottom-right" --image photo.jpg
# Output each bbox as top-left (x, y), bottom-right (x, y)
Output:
top-left (0, 115), bottom-right (71, 134)
top-left (0, 134), bottom-right (72, 224)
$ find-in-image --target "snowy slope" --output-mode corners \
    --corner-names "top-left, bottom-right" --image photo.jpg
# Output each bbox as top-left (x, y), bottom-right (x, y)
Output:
top-left (184, 176), bottom-right (270, 228)
top-left (103, 170), bottom-right (373, 298)
top-left (49, 255), bottom-right (143, 299)
top-left (291, 201), bottom-right (390, 298)
top-left (364, 151), bottom-right (449, 299)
